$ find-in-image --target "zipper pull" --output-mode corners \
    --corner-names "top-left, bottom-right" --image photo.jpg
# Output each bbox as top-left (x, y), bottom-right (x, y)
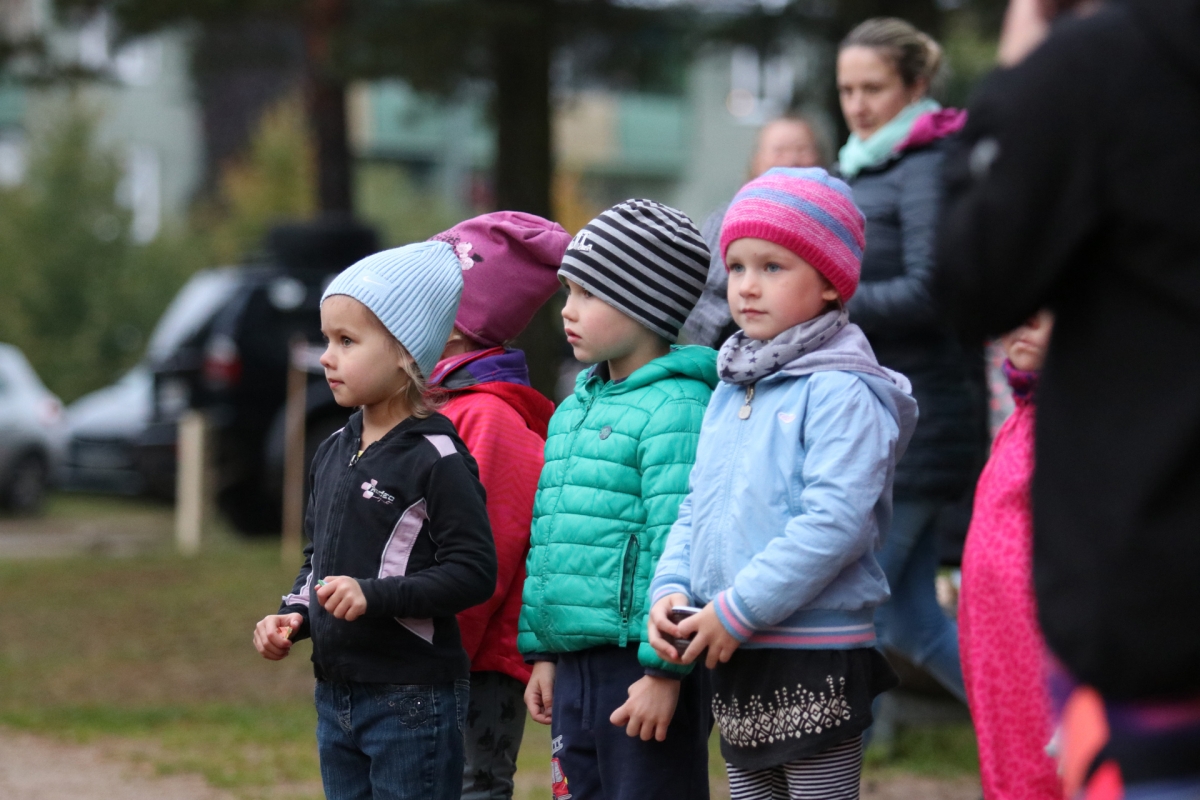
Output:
top-left (349, 437), bottom-right (361, 467)
top-left (738, 384), bottom-right (755, 420)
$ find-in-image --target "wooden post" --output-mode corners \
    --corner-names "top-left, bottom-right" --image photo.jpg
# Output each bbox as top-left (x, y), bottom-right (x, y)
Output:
top-left (175, 411), bottom-right (208, 556)
top-left (281, 336), bottom-right (309, 566)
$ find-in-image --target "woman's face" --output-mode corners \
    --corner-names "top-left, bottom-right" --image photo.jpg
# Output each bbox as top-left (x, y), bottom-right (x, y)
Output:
top-left (837, 46), bottom-right (926, 141)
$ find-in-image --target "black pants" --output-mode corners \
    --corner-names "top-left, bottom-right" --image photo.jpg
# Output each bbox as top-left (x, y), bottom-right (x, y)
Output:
top-left (550, 645), bottom-right (711, 800)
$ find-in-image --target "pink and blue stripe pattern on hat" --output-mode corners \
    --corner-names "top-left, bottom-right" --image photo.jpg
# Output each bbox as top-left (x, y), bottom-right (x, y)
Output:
top-left (718, 167), bottom-right (866, 301)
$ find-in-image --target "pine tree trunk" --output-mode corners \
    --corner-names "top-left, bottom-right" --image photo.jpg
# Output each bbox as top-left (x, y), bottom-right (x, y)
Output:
top-left (305, 0), bottom-right (354, 213)
top-left (493, 0), bottom-right (561, 399)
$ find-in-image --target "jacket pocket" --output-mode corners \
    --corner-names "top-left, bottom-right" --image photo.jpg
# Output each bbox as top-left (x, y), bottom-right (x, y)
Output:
top-left (617, 534), bottom-right (639, 647)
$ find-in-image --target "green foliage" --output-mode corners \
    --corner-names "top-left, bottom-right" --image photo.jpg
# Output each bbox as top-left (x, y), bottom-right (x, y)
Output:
top-left (941, 11), bottom-right (1001, 108)
top-left (195, 94), bottom-right (316, 264)
top-left (355, 161), bottom-right (463, 246)
top-left (0, 100), bottom-right (206, 402)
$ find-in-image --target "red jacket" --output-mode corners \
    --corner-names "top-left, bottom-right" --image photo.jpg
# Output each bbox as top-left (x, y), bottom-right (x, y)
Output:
top-left (432, 348), bottom-right (554, 684)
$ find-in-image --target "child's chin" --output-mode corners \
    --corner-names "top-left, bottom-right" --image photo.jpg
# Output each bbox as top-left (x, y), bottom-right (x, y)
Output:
top-left (570, 345), bottom-right (596, 364)
top-left (330, 388), bottom-right (359, 408)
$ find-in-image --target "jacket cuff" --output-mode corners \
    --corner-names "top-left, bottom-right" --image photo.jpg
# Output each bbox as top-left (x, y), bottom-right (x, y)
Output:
top-left (644, 668), bottom-right (683, 680)
top-left (356, 578), bottom-right (390, 617)
top-left (637, 641), bottom-right (690, 677)
top-left (714, 589), bottom-right (758, 643)
top-left (525, 652), bottom-right (558, 664)
top-left (649, 578), bottom-right (692, 606)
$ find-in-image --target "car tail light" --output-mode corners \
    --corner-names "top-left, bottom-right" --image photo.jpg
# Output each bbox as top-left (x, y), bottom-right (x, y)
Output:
top-left (203, 334), bottom-right (243, 389)
top-left (39, 397), bottom-right (62, 426)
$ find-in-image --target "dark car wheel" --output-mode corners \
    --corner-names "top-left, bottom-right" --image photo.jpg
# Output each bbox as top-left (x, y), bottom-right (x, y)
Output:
top-left (3, 453), bottom-right (48, 514)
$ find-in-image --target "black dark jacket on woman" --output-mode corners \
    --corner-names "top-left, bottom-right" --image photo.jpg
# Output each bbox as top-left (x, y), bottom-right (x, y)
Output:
top-left (279, 410), bottom-right (497, 685)
top-left (847, 140), bottom-right (989, 507)
top-left (936, 0), bottom-right (1200, 700)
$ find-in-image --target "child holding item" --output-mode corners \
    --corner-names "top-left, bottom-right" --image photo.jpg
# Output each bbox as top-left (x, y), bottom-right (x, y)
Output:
top-left (252, 242), bottom-right (497, 800)
top-left (649, 168), bottom-right (915, 800)
top-left (427, 212), bottom-right (570, 800)
top-left (958, 310), bottom-right (1060, 800)
top-left (518, 199), bottom-right (717, 799)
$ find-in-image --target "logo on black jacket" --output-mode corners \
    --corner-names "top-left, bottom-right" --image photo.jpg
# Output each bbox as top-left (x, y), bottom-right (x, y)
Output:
top-left (361, 479), bottom-right (395, 505)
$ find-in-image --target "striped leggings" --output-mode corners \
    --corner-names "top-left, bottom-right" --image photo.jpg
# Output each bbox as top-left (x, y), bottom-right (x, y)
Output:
top-left (726, 735), bottom-right (863, 800)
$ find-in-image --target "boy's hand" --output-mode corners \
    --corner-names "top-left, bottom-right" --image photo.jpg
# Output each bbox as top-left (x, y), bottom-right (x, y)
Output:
top-left (610, 675), bottom-right (681, 742)
top-left (525, 661), bottom-right (556, 725)
top-left (647, 593), bottom-right (690, 664)
top-left (315, 576), bottom-right (367, 621)
top-left (677, 602), bottom-right (742, 669)
top-left (253, 613), bottom-right (304, 660)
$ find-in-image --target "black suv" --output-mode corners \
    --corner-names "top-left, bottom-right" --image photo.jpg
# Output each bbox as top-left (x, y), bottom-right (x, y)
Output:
top-left (140, 217), bottom-right (378, 533)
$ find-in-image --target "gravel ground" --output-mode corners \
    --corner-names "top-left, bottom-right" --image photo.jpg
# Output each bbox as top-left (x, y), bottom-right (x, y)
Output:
top-left (0, 729), bottom-right (236, 800)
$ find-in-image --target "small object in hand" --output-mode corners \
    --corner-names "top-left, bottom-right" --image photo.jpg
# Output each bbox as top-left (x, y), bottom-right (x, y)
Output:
top-left (277, 626), bottom-right (292, 641)
top-left (316, 579), bottom-right (327, 587)
top-left (667, 605), bottom-right (702, 656)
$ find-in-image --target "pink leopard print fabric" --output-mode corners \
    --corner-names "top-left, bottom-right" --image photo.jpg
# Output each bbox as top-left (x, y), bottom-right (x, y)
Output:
top-left (959, 391), bottom-right (1062, 800)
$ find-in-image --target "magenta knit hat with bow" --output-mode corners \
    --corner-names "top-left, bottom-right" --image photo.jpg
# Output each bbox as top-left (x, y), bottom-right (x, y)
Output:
top-left (430, 211), bottom-right (572, 347)
top-left (719, 167), bottom-right (866, 301)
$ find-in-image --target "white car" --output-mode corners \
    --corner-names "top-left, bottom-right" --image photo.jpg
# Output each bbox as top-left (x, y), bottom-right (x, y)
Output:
top-left (0, 344), bottom-right (66, 513)
top-left (63, 366), bottom-right (153, 495)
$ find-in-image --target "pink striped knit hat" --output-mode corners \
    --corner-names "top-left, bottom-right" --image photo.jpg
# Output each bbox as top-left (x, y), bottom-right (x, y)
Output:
top-left (719, 167), bottom-right (865, 301)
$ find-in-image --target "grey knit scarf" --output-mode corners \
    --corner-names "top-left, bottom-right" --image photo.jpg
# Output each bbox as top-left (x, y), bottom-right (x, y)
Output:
top-left (717, 309), bottom-right (848, 386)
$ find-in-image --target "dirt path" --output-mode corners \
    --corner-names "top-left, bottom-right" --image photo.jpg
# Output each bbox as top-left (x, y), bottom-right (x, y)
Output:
top-left (0, 729), bottom-right (235, 800)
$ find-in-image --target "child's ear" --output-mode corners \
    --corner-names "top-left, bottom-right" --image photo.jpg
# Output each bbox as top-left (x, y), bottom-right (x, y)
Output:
top-left (820, 284), bottom-right (840, 304)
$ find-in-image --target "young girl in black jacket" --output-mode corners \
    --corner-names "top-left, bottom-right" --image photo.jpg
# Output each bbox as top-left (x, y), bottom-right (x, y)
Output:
top-left (253, 241), bottom-right (497, 800)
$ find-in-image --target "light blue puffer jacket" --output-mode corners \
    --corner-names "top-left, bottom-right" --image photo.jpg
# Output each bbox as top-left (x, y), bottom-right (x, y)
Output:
top-left (650, 323), bottom-right (917, 649)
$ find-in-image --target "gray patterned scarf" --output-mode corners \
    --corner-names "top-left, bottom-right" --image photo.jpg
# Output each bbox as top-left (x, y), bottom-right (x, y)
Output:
top-left (717, 309), bottom-right (849, 386)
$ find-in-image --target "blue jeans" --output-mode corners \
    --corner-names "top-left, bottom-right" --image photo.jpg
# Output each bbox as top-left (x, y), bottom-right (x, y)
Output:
top-left (315, 679), bottom-right (469, 800)
top-left (874, 500), bottom-right (966, 702)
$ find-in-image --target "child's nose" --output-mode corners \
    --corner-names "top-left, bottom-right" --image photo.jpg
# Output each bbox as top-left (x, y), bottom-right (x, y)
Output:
top-left (319, 345), bottom-right (335, 369)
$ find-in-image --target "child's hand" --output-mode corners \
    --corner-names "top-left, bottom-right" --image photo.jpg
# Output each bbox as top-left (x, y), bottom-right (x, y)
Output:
top-left (315, 576), bottom-right (368, 621)
top-left (525, 661), bottom-right (556, 725)
top-left (677, 602), bottom-right (741, 669)
top-left (647, 593), bottom-right (690, 664)
top-left (610, 675), bottom-right (681, 742)
top-left (253, 613), bottom-right (304, 660)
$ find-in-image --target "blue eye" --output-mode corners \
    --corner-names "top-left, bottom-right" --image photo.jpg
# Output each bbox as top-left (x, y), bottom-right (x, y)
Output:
top-left (765, 263), bottom-right (782, 273)
top-left (729, 263), bottom-right (744, 273)
top-left (341, 336), bottom-right (353, 347)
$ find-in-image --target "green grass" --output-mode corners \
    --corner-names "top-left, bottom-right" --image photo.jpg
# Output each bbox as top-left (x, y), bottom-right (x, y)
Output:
top-left (0, 498), bottom-right (324, 798)
top-left (1, 494), bottom-right (978, 797)
top-left (865, 723), bottom-right (980, 778)
top-left (39, 491), bottom-right (172, 519)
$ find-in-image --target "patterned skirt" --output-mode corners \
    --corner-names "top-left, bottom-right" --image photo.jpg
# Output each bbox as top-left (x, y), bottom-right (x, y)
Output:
top-left (710, 647), bottom-right (897, 771)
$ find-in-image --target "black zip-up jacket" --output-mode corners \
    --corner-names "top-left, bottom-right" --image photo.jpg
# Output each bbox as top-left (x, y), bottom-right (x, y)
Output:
top-left (937, 0), bottom-right (1200, 699)
top-left (279, 410), bottom-right (497, 685)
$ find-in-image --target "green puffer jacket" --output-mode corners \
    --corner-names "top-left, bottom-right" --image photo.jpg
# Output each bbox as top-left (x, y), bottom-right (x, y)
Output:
top-left (518, 346), bottom-right (718, 674)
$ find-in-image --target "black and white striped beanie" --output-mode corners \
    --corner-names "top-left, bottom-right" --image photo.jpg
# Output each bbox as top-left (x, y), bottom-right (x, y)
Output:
top-left (558, 199), bottom-right (710, 342)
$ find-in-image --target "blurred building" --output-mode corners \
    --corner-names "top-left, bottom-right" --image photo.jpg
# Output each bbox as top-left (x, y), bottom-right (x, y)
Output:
top-left (348, 36), bottom-right (833, 233)
top-left (0, 2), bottom-right (204, 242)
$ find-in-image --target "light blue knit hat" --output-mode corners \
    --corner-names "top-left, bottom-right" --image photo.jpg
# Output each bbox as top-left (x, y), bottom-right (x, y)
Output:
top-left (321, 241), bottom-right (464, 378)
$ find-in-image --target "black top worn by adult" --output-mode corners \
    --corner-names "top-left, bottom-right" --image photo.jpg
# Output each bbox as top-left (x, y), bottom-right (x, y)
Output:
top-left (847, 142), bottom-right (988, 504)
top-left (936, 0), bottom-right (1200, 700)
top-left (279, 411), bottom-right (497, 685)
